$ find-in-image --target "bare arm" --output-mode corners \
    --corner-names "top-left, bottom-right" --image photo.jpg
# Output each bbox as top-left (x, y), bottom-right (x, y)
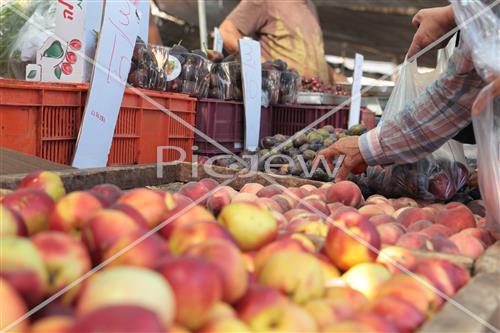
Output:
top-left (219, 19), bottom-right (243, 54)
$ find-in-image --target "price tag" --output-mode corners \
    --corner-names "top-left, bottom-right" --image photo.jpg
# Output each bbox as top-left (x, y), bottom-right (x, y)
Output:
top-left (213, 27), bottom-right (223, 53)
top-left (72, 0), bottom-right (141, 168)
top-left (239, 39), bottom-right (262, 152)
top-left (348, 53), bottom-right (364, 128)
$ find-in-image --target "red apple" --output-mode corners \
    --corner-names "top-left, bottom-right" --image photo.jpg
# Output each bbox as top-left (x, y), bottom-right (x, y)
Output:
top-left (49, 191), bottom-right (102, 234)
top-left (2, 189), bottom-right (54, 235)
top-left (32, 231), bottom-right (91, 304)
top-left (324, 211), bottom-right (381, 271)
top-left (158, 256), bottom-right (223, 330)
top-left (184, 239), bottom-right (248, 304)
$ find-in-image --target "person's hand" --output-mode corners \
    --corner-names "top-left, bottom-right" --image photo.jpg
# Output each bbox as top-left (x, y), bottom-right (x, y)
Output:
top-left (314, 136), bottom-right (366, 182)
top-left (408, 5), bottom-right (456, 58)
top-left (472, 76), bottom-right (500, 116)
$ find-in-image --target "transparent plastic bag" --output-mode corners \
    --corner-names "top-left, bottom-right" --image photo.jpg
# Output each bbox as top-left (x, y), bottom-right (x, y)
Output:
top-left (472, 87), bottom-right (500, 227)
top-left (209, 61), bottom-right (242, 100)
top-left (262, 68), bottom-right (281, 105)
top-left (178, 53), bottom-right (211, 98)
top-left (364, 158), bottom-right (469, 201)
top-left (453, 1), bottom-right (500, 227)
top-left (0, 0), bottom-right (56, 79)
top-left (452, 1), bottom-right (499, 83)
top-left (128, 41), bottom-right (185, 92)
top-left (279, 69), bottom-right (301, 104)
top-left (128, 37), bottom-right (153, 89)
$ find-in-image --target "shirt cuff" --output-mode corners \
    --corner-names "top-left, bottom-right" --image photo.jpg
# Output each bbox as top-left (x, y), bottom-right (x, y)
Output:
top-left (359, 128), bottom-right (388, 166)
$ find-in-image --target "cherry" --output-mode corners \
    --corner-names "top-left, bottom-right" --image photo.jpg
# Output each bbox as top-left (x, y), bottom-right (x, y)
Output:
top-left (66, 51), bottom-right (77, 64)
top-left (69, 39), bottom-right (81, 51)
top-left (61, 63), bottom-right (73, 75)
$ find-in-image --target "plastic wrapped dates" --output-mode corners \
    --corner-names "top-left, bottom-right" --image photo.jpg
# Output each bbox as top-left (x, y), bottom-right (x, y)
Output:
top-left (279, 69), bottom-right (301, 104)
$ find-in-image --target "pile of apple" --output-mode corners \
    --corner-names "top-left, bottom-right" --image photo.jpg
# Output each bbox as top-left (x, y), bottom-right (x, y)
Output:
top-left (0, 171), bottom-right (489, 332)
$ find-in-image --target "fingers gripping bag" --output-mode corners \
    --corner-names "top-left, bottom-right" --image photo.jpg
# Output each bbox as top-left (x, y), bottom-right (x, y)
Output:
top-left (453, 1), bottom-right (500, 228)
top-left (363, 35), bottom-right (471, 201)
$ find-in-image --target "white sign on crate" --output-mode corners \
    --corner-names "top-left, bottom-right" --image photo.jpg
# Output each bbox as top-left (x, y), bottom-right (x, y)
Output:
top-left (72, 0), bottom-right (141, 168)
top-left (348, 53), bottom-right (364, 128)
top-left (239, 39), bottom-right (262, 152)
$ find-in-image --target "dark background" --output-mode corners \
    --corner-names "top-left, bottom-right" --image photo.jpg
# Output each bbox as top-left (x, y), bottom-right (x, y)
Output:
top-left (153, 0), bottom-right (450, 67)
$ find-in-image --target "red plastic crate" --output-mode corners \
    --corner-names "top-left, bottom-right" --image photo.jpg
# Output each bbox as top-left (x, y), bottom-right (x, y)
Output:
top-left (271, 104), bottom-right (349, 135)
top-left (135, 89), bottom-right (196, 164)
top-left (0, 79), bottom-right (196, 166)
top-left (195, 99), bottom-right (272, 155)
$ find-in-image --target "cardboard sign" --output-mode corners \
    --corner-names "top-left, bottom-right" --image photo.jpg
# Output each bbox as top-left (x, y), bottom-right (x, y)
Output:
top-left (239, 39), bottom-right (262, 152)
top-left (213, 27), bottom-right (223, 53)
top-left (26, 0), bottom-right (149, 83)
top-left (72, 0), bottom-right (141, 168)
top-left (348, 53), bottom-right (364, 127)
top-left (26, 0), bottom-right (102, 82)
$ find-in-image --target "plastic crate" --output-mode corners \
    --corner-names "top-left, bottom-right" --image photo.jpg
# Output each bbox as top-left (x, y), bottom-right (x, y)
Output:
top-left (137, 90), bottom-right (196, 164)
top-left (195, 99), bottom-right (272, 155)
top-left (0, 79), bottom-right (196, 166)
top-left (271, 104), bottom-right (349, 135)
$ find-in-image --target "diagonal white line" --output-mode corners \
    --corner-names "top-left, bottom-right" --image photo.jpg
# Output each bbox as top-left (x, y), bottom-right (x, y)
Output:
top-left (2, 1), bottom-right (499, 332)
top-left (257, 172), bottom-right (500, 333)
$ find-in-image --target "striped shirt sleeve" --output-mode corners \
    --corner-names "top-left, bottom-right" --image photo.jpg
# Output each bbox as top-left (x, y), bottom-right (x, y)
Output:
top-left (359, 44), bottom-right (485, 166)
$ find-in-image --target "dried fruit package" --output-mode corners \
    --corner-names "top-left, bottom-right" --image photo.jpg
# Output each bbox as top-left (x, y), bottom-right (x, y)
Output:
top-left (262, 68), bottom-right (281, 106)
top-left (209, 61), bottom-right (242, 100)
top-left (174, 52), bottom-right (211, 98)
top-left (279, 69), bottom-right (301, 104)
top-left (128, 40), bottom-right (183, 92)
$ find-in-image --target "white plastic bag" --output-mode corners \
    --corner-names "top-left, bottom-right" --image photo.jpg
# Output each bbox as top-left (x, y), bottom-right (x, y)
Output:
top-left (381, 35), bottom-right (468, 166)
top-left (453, 0), bottom-right (500, 228)
top-left (382, 36), bottom-right (455, 122)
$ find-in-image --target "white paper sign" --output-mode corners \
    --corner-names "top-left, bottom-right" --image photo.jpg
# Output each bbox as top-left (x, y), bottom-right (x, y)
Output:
top-left (239, 39), bottom-right (262, 152)
top-left (348, 53), bottom-right (364, 127)
top-left (213, 27), bottom-right (223, 53)
top-left (72, 0), bottom-right (141, 168)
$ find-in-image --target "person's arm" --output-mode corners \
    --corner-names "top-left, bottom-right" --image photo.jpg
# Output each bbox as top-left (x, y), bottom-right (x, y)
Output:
top-left (316, 44), bottom-right (485, 181)
top-left (408, 5), bottom-right (456, 58)
top-left (219, 20), bottom-right (243, 54)
top-left (219, 1), bottom-right (267, 54)
top-left (359, 45), bottom-right (484, 166)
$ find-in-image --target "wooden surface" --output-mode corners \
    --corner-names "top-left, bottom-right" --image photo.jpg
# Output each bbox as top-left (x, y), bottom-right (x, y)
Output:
top-left (0, 162), bottom-right (326, 191)
top-left (474, 242), bottom-right (500, 275)
top-left (0, 148), bottom-right (73, 175)
top-left (407, 247), bottom-right (475, 273)
top-left (418, 272), bottom-right (500, 333)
